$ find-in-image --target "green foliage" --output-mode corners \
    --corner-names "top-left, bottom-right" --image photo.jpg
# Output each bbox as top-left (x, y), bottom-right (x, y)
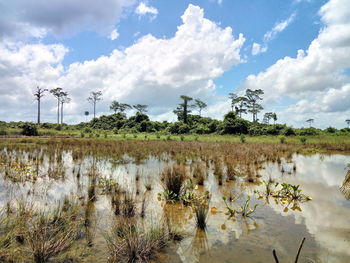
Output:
top-left (299, 136), bottom-right (307, 143)
top-left (325, 126), bottom-right (337, 133)
top-left (281, 127), bottom-right (296, 136)
top-left (279, 136), bottom-right (286, 144)
top-left (21, 123), bottom-right (38, 136)
top-left (240, 134), bottom-right (246, 143)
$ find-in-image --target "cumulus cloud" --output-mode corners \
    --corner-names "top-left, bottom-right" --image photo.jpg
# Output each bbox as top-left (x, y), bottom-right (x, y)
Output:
top-left (0, 42), bottom-right (68, 120)
top-left (0, 0), bottom-right (134, 40)
top-left (0, 4), bottom-right (245, 123)
top-left (135, 2), bottom-right (158, 19)
top-left (242, 0), bottom-right (350, 127)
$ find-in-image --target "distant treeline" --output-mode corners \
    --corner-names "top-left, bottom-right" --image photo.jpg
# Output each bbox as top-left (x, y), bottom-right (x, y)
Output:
top-left (1, 112), bottom-right (349, 137)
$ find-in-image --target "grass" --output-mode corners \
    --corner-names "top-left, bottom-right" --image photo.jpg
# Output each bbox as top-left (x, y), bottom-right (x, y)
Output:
top-left (105, 219), bottom-right (176, 263)
top-left (2, 127), bottom-right (350, 146)
top-left (161, 164), bottom-right (187, 201)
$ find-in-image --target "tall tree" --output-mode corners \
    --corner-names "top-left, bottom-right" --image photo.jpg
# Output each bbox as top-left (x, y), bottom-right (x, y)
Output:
top-left (346, 119), bottom-right (350, 129)
top-left (173, 95), bottom-right (193, 124)
top-left (245, 89), bottom-right (264, 122)
top-left (133, 104), bottom-right (148, 114)
top-left (87, 91), bottom-right (103, 118)
top-left (34, 86), bottom-right (47, 124)
top-left (110, 100), bottom-right (131, 114)
top-left (228, 93), bottom-right (238, 112)
top-left (60, 92), bottom-right (71, 124)
top-left (263, 112), bottom-right (277, 124)
top-left (194, 99), bottom-right (207, 116)
top-left (306, 118), bottom-right (314, 127)
top-left (272, 112), bottom-right (277, 124)
top-left (236, 97), bottom-right (248, 118)
top-left (50, 87), bottom-right (63, 124)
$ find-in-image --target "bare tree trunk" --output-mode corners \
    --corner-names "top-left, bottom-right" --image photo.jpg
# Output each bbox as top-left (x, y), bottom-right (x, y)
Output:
top-left (37, 98), bottom-right (41, 124)
top-left (57, 99), bottom-right (60, 124)
top-left (93, 102), bottom-right (96, 118)
top-left (61, 101), bottom-right (64, 124)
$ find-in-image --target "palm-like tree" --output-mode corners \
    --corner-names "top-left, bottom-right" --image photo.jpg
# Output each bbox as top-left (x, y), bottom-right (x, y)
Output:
top-left (34, 86), bottom-right (48, 124)
top-left (346, 119), bottom-right (350, 129)
top-left (306, 118), bottom-right (314, 127)
top-left (50, 87), bottom-right (63, 124)
top-left (87, 91), bottom-right (103, 118)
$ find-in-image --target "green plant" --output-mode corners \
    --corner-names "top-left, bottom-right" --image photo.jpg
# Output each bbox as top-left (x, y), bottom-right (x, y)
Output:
top-left (161, 164), bottom-right (186, 201)
top-left (21, 123), bottom-right (38, 136)
top-left (222, 196), bottom-right (258, 218)
top-left (240, 134), bottom-right (246, 143)
top-left (105, 219), bottom-right (175, 263)
top-left (279, 136), bottom-right (286, 144)
top-left (299, 136), bottom-right (307, 143)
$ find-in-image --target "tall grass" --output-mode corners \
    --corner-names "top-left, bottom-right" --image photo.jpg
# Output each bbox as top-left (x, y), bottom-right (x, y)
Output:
top-left (105, 219), bottom-right (174, 263)
top-left (161, 164), bottom-right (187, 200)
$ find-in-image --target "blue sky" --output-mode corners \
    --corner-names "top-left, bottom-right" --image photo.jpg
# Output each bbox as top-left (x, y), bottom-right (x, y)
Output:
top-left (0, 0), bottom-right (349, 128)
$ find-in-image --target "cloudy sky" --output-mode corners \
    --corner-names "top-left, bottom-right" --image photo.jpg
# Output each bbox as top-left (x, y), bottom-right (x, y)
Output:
top-left (0, 0), bottom-right (349, 128)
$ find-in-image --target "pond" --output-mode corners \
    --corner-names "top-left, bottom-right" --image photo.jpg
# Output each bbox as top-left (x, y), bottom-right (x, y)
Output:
top-left (0, 143), bottom-right (349, 263)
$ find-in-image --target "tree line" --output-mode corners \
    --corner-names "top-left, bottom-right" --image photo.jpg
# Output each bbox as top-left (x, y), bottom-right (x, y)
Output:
top-left (33, 87), bottom-right (350, 129)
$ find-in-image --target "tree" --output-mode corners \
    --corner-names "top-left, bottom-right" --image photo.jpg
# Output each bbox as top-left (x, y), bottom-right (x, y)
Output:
top-left (245, 89), bottom-right (264, 122)
top-left (236, 97), bottom-right (248, 118)
top-left (272, 113), bottom-right (277, 124)
top-left (87, 91), bottom-right (103, 118)
top-left (110, 100), bottom-right (131, 115)
top-left (263, 112), bottom-right (272, 124)
top-left (306, 118), bottom-right (314, 127)
top-left (194, 99), bottom-right (207, 116)
top-left (346, 119), bottom-right (350, 128)
top-left (50, 87), bottom-right (63, 124)
top-left (228, 93), bottom-right (238, 112)
top-left (173, 95), bottom-right (193, 124)
top-left (133, 104), bottom-right (148, 114)
top-left (34, 86), bottom-right (47, 124)
top-left (60, 92), bottom-right (71, 124)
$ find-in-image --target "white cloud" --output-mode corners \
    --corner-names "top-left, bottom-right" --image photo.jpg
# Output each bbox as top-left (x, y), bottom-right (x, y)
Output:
top-left (0, 4), bottom-right (245, 123)
top-left (263, 12), bottom-right (296, 42)
top-left (240, 0), bottom-right (350, 128)
top-left (252, 12), bottom-right (296, 56)
top-left (109, 29), bottom-right (119, 40)
top-left (135, 2), bottom-right (158, 19)
top-left (251, 42), bottom-right (267, 56)
top-left (0, 0), bottom-right (135, 40)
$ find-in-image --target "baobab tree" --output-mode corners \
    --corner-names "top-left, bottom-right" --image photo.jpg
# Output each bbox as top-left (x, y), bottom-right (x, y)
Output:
top-left (194, 99), bottom-right (207, 116)
top-left (346, 119), bottom-right (350, 129)
top-left (50, 87), bottom-right (63, 124)
top-left (87, 91), bottom-right (103, 118)
top-left (34, 86), bottom-right (47, 124)
top-left (60, 92), bottom-right (71, 124)
top-left (306, 118), bottom-right (314, 127)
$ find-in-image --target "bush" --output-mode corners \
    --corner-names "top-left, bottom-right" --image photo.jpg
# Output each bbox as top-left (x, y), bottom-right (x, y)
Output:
top-left (220, 118), bottom-right (249, 135)
top-left (325, 127), bottom-right (337, 133)
top-left (299, 136), bottom-right (307, 143)
top-left (21, 123), bottom-right (38, 136)
top-left (0, 127), bottom-right (8, 135)
top-left (279, 136), bottom-right (286, 144)
top-left (281, 127), bottom-right (296, 136)
top-left (240, 134), bottom-right (246, 143)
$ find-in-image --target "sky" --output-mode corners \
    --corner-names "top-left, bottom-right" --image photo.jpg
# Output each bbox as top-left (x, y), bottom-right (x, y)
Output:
top-left (0, 0), bottom-right (349, 128)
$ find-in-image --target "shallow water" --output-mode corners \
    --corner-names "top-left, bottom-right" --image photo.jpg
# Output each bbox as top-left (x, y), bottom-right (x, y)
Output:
top-left (0, 148), bottom-right (349, 263)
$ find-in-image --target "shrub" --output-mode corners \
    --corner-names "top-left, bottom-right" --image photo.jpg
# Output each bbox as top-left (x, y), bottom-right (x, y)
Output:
top-left (325, 126), bottom-right (337, 133)
top-left (240, 134), bottom-right (246, 143)
top-left (280, 136), bottom-right (286, 144)
top-left (299, 136), bottom-right (307, 143)
top-left (0, 127), bottom-right (8, 136)
top-left (21, 123), bottom-right (38, 136)
top-left (281, 127), bottom-right (296, 136)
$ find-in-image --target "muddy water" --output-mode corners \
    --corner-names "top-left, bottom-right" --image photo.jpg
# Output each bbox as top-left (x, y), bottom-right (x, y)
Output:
top-left (0, 149), bottom-right (349, 263)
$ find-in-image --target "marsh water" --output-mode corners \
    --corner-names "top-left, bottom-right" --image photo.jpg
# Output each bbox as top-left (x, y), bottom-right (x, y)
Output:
top-left (0, 145), bottom-right (349, 263)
